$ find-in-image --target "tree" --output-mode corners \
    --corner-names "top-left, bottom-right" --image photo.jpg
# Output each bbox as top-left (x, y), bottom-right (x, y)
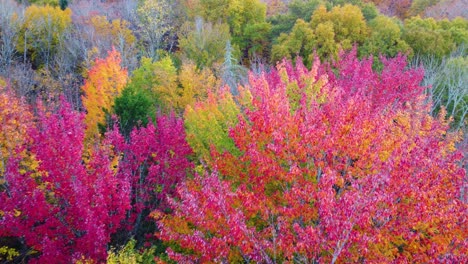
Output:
top-left (242, 21), bottom-right (272, 60)
top-left (186, 0), bottom-right (268, 61)
top-left (412, 50), bottom-right (468, 132)
top-left (271, 19), bottom-right (315, 66)
top-left (135, 56), bottom-right (220, 114)
top-left (222, 40), bottom-right (248, 95)
top-left (409, 0), bottom-right (439, 16)
top-left (148, 56), bottom-right (178, 112)
top-left (366, 0), bottom-right (412, 19)
top-left (272, 4), bottom-right (369, 64)
top-left (88, 15), bottom-right (137, 70)
top-left (0, 0), bottom-right (22, 74)
top-left (360, 15), bottom-right (412, 59)
top-left (184, 87), bottom-right (241, 164)
top-left (310, 4), bottom-right (368, 55)
top-left (177, 60), bottom-right (220, 109)
top-left (178, 17), bottom-right (231, 69)
top-left (156, 51), bottom-right (467, 262)
top-left (402, 16), bottom-right (465, 59)
top-left (0, 88), bottom-right (33, 177)
top-left (82, 48), bottom-right (128, 140)
top-left (424, 0), bottom-right (468, 20)
top-left (268, 0), bottom-right (324, 41)
top-left (137, 0), bottom-right (176, 59)
top-left (229, 0), bottom-right (269, 60)
top-left (106, 114), bottom-right (193, 243)
top-left (16, 4), bottom-right (72, 68)
top-left (0, 99), bottom-right (131, 263)
top-left (114, 84), bottom-right (153, 138)
top-left (59, 0), bottom-right (68, 10)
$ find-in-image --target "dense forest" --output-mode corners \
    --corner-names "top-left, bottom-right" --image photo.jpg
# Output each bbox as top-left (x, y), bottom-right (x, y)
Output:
top-left (0, 0), bottom-right (467, 263)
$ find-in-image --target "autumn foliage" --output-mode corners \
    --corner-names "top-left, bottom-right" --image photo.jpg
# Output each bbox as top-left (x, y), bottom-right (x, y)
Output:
top-left (1, 0), bottom-right (467, 262)
top-left (82, 48), bottom-right (128, 139)
top-left (107, 114), bottom-right (193, 234)
top-left (0, 89), bottom-right (33, 175)
top-left (0, 99), bottom-right (130, 263)
top-left (155, 51), bottom-right (467, 262)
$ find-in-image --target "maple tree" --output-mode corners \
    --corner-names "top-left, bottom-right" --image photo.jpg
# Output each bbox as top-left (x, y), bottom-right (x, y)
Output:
top-left (82, 48), bottom-right (128, 140)
top-left (155, 51), bottom-right (467, 262)
top-left (184, 87), bottom-right (241, 164)
top-left (0, 88), bottom-right (33, 176)
top-left (1, 0), bottom-right (468, 261)
top-left (0, 98), bottom-right (131, 263)
top-left (106, 113), bottom-right (193, 242)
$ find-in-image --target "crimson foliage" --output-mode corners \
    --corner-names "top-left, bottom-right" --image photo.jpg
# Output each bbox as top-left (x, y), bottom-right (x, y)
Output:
top-left (0, 99), bottom-right (131, 263)
top-left (156, 52), bottom-right (467, 262)
top-left (107, 114), bottom-right (193, 238)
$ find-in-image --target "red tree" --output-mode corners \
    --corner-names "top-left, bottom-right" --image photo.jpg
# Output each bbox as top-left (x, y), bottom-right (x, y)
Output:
top-left (0, 99), bottom-right (131, 263)
top-left (107, 114), bottom-right (193, 239)
top-left (156, 52), bottom-right (467, 262)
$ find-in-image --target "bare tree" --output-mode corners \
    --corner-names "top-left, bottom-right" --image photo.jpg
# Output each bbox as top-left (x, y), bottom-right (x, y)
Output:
top-left (0, 0), bottom-right (23, 74)
top-left (412, 45), bottom-right (467, 132)
top-left (136, 0), bottom-right (177, 59)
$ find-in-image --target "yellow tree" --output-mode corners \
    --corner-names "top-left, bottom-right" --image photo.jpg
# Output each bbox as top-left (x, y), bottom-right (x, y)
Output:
top-left (177, 61), bottom-right (220, 110)
top-left (16, 4), bottom-right (72, 67)
top-left (149, 57), bottom-right (220, 113)
top-left (137, 0), bottom-right (175, 59)
top-left (82, 48), bottom-right (127, 139)
top-left (0, 87), bottom-right (34, 176)
top-left (272, 4), bottom-right (369, 64)
top-left (89, 15), bottom-right (137, 68)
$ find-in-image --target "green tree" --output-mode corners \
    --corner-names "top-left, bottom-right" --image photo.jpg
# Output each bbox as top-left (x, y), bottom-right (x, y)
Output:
top-left (27, 0), bottom-right (59, 6)
top-left (268, 0), bottom-right (324, 41)
top-left (59, 0), bottom-right (68, 10)
top-left (242, 21), bottom-right (272, 59)
top-left (271, 19), bottom-right (315, 66)
top-left (403, 16), bottom-right (457, 59)
top-left (310, 4), bottom-right (368, 51)
top-left (272, 4), bottom-right (369, 64)
top-left (114, 84), bottom-right (153, 138)
top-left (190, 0), bottom-right (268, 61)
top-left (360, 15), bottom-right (412, 58)
top-left (184, 87), bottom-right (241, 164)
top-left (178, 17), bottom-right (231, 69)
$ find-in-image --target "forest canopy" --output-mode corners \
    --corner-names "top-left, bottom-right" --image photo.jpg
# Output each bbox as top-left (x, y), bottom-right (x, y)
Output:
top-left (0, 0), bottom-right (466, 263)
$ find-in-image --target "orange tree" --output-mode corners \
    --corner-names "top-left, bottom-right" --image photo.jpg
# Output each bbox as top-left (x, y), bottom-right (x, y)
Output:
top-left (82, 48), bottom-right (127, 140)
top-left (155, 51), bottom-right (467, 262)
